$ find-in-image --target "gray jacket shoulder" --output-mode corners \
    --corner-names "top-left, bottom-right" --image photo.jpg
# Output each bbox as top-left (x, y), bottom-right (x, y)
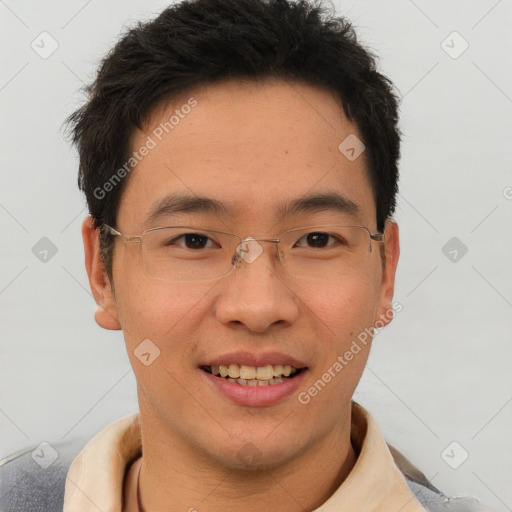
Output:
top-left (0, 439), bottom-right (84, 512)
top-left (406, 480), bottom-right (491, 512)
top-left (390, 445), bottom-right (492, 511)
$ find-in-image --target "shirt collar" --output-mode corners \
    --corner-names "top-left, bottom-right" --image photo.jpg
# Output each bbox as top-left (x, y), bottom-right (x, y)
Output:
top-left (63, 402), bottom-right (426, 511)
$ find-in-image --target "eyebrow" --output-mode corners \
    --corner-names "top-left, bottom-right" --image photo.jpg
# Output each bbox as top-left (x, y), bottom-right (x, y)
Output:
top-left (275, 191), bottom-right (360, 219)
top-left (144, 191), bottom-right (360, 225)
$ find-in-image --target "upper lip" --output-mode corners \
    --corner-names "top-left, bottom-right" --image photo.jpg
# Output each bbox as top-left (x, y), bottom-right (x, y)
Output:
top-left (201, 351), bottom-right (308, 368)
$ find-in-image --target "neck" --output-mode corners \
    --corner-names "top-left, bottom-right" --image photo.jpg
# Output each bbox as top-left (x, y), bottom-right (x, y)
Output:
top-left (134, 407), bottom-right (357, 512)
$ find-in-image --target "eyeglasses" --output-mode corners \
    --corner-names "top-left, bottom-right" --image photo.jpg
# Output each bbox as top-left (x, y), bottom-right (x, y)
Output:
top-left (103, 224), bottom-right (385, 283)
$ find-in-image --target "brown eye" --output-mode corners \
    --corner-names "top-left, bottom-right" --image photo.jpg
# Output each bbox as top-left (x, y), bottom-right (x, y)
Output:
top-left (182, 233), bottom-right (210, 249)
top-left (306, 232), bottom-right (329, 248)
top-left (168, 233), bottom-right (216, 249)
top-left (296, 232), bottom-right (336, 248)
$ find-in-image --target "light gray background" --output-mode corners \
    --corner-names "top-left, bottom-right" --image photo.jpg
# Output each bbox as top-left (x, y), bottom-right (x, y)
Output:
top-left (1, 0), bottom-right (511, 510)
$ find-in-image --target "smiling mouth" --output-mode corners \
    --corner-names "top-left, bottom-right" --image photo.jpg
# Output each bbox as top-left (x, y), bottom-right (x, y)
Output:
top-left (201, 364), bottom-right (307, 386)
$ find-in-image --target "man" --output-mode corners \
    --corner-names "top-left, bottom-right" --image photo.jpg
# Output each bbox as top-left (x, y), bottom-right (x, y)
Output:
top-left (0, 0), bottom-right (490, 510)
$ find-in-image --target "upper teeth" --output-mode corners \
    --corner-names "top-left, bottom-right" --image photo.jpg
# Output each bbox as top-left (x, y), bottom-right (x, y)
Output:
top-left (211, 364), bottom-right (297, 380)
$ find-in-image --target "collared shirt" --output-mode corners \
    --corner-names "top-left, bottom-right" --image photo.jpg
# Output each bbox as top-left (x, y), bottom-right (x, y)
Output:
top-left (63, 402), bottom-right (429, 511)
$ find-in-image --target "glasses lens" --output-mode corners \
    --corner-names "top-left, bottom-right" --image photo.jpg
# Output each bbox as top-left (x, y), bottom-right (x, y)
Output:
top-left (141, 227), bottom-right (240, 282)
top-left (279, 225), bottom-right (372, 279)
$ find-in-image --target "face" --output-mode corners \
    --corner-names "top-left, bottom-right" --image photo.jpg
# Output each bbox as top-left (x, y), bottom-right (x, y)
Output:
top-left (84, 77), bottom-right (399, 471)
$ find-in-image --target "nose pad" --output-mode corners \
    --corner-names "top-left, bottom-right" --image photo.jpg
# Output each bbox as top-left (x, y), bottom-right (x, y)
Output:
top-left (231, 238), bottom-right (281, 270)
top-left (231, 252), bottom-right (242, 267)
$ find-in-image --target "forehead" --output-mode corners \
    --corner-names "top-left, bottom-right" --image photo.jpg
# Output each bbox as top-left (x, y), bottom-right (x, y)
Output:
top-left (118, 78), bottom-right (376, 231)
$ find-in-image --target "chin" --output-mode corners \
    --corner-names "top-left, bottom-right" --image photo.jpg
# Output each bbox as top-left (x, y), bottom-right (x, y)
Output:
top-left (203, 432), bottom-right (311, 473)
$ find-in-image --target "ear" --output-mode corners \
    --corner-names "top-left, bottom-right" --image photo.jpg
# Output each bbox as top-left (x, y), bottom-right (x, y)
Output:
top-left (374, 220), bottom-right (400, 327)
top-left (82, 217), bottom-right (121, 330)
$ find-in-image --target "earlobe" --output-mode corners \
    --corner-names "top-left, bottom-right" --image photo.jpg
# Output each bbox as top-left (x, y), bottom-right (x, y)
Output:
top-left (375, 220), bottom-right (400, 327)
top-left (82, 217), bottom-right (121, 330)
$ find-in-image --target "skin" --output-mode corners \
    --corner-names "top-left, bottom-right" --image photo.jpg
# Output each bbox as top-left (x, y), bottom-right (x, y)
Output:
top-left (83, 77), bottom-right (399, 511)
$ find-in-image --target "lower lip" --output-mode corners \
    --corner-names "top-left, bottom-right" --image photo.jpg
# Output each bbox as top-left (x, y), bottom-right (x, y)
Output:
top-left (201, 369), bottom-right (308, 407)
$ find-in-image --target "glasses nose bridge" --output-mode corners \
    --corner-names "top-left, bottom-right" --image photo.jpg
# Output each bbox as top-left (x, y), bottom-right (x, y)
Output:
top-left (231, 235), bottom-right (283, 270)
top-left (242, 236), bottom-right (280, 244)
top-left (241, 236), bottom-right (282, 253)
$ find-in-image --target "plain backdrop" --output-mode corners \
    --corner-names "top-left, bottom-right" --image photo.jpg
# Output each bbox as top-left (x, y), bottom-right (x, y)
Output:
top-left (1, 0), bottom-right (511, 510)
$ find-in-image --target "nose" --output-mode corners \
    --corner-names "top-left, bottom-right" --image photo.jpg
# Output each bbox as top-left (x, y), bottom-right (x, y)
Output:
top-left (214, 239), bottom-right (300, 333)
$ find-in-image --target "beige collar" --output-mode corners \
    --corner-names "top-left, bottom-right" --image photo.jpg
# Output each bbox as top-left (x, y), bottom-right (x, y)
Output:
top-left (63, 402), bottom-right (426, 512)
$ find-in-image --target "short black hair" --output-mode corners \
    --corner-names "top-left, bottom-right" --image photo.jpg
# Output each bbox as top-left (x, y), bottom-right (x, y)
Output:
top-left (66, 0), bottom-right (401, 278)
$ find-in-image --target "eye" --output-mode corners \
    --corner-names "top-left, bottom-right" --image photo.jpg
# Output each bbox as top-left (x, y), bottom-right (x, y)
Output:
top-left (295, 231), bottom-right (343, 249)
top-left (171, 233), bottom-right (217, 250)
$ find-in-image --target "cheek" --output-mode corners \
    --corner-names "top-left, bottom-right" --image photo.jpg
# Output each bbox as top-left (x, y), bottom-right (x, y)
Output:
top-left (302, 271), bottom-right (381, 339)
top-left (113, 273), bottom-right (210, 357)
top-left (294, 280), bottom-right (378, 424)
